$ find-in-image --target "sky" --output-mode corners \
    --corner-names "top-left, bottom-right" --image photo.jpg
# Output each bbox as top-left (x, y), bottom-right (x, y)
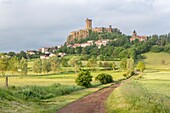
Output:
top-left (0, 0), bottom-right (170, 52)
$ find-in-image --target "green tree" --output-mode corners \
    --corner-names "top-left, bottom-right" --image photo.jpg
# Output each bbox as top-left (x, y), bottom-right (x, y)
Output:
top-left (95, 73), bottom-right (113, 84)
top-left (86, 58), bottom-right (97, 70)
top-left (75, 70), bottom-right (92, 88)
top-left (17, 51), bottom-right (27, 59)
top-left (137, 61), bottom-right (145, 72)
top-left (61, 58), bottom-right (68, 67)
top-left (8, 56), bottom-right (19, 75)
top-left (69, 56), bottom-right (82, 74)
top-left (0, 56), bottom-right (8, 75)
top-left (103, 62), bottom-right (111, 69)
top-left (8, 52), bottom-right (16, 57)
top-left (111, 62), bottom-right (116, 70)
top-left (19, 58), bottom-right (27, 75)
top-left (119, 50), bottom-right (128, 59)
top-left (81, 48), bottom-right (87, 55)
top-left (126, 58), bottom-right (135, 71)
top-left (33, 59), bottom-right (42, 74)
top-left (49, 57), bottom-right (61, 73)
top-left (120, 58), bottom-right (127, 70)
top-left (42, 60), bottom-right (51, 73)
top-left (151, 45), bottom-right (164, 53)
top-left (99, 62), bottom-right (103, 67)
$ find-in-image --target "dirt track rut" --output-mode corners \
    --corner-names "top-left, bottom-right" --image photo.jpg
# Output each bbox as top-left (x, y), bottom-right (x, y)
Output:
top-left (57, 83), bottom-right (120, 113)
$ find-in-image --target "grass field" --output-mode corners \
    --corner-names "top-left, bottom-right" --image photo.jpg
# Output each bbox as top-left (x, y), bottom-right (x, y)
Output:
top-left (0, 70), bottom-right (125, 87)
top-left (141, 52), bottom-right (170, 70)
top-left (106, 52), bottom-right (170, 113)
top-left (0, 57), bottom-right (125, 112)
top-left (0, 68), bottom-right (125, 113)
top-left (0, 83), bottom-right (112, 113)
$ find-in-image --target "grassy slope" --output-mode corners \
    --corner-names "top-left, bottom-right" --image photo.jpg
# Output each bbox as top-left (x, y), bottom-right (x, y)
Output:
top-left (141, 52), bottom-right (170, 70)
top-left (106, 52), bottom-right (170, 113)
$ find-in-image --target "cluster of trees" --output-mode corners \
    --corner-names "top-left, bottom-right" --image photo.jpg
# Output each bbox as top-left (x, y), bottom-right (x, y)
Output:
top-left (151, 44), bottom-right (170, 53)
top-left (75, 70), bottom-right (114, 88)
top-left (7, 51), bottom-right (41, 60)
top-left (120, 57), bottom-right (145, 77)
top-left (33, 57), bottom-right (61, 74)
top-left (0, 55), bottom-right (27, 76)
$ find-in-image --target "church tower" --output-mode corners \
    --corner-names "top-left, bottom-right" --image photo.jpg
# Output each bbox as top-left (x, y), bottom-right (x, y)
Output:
top-left (132, 30), bottom-right (137, 37)
top-left (85, 18), bottom-right (92, 29)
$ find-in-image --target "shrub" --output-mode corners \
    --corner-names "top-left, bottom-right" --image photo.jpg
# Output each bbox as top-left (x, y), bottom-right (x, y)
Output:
top-left (151, 45), bottom-right (164, 53)
top-left (137, 61), bottom-right (145, 72)
top-left (123, 70), bottom-right (135, 79)
top-left (75, 70), bottom-right (93, 88)
top-left (99, 62), bottom-right (103, 67)
top-left (129, 70), bottom-right (135, 76)
top-left (123, 73), bottom-right (128, 78)
top-left (95, 73), bottom-right (113, 84)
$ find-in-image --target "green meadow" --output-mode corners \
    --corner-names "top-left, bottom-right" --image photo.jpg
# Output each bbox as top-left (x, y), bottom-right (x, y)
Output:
top-left (106, 52), bottom-right (170, 113)
top-left (141, 52), bottom-right (170, 70)
top-left (0, 59), bottom-right (125, 113)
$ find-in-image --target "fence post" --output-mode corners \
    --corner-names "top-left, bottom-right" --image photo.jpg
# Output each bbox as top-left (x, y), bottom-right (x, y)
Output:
top-left (6, 76), bottom-right (8, 88)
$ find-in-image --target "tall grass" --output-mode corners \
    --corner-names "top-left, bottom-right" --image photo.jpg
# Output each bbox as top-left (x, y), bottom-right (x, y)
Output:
top-left (0, 84), bottom-right (84, 112)
top-left (106, 80), bottom-right (170, 113)
top-left (6, 84), bottom-right (83, 101)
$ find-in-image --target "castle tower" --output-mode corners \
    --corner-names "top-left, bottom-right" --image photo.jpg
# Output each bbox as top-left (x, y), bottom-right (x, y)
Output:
top-left (85, 18), bottom-right (92, 29)
top-left (108, 25), bottom-right (113, 32)
top-left (133, 30), bottom-right (137, 37)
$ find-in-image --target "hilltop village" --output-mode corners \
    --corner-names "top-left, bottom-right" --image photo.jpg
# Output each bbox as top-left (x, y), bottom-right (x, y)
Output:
top-left (66, 18), bottom-right (122, 44)
top-left (66, 18), bottom-right (147, 48)
top-left (25, 18), bottom-right (148, 59)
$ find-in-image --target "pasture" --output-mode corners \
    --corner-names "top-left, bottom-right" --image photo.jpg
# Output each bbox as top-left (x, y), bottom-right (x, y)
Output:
top-left (106, 52), bottom-right (170, 113)
top-left (141, 52), bottom-right (170, 70)
top-left (0, 68), bottom-right (125, 113)
top-left (0, 70), bottom-right (125, 87)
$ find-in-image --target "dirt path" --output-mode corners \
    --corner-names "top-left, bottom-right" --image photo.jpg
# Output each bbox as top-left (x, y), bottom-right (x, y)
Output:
top-left (57, 83), bottom-right (120, 113)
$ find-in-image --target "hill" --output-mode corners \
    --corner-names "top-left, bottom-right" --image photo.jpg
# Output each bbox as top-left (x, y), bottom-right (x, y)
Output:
top-left (66, 18), bottom-right (122, 44)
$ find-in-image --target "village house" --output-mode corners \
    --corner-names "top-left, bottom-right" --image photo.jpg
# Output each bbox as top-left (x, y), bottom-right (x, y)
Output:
top-left (130, 30), bottom-right (147, 42)
top-left (95, 39), bottom-right (109, 47)
top-left (49, 53), bottom-right (57, 57)
top-left (40, 53), bottom-right (58, 60)
top-left (27, 50), bottom-right (36, 55)
top-left (39, 47), bottom-right (50, 53)
top-left (73, 44), bottom-right (81, 48)
top-left (40, 55), bottom-right (50, 60)
top-left (39, 46), bottom-right (58, 53)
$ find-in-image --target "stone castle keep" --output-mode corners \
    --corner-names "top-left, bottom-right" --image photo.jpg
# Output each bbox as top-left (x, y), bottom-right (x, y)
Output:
top-left (66, 18), bottom-right (121, 43)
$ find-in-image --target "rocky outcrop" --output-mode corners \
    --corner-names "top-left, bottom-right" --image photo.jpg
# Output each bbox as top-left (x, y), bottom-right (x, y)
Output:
top-left (67, 29), bottom-right (90, 44)
top-left (66, 19), bottom-right (122, 44)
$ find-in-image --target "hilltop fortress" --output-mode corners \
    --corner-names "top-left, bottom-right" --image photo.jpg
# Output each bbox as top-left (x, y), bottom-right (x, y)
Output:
top-left (66, 18), bottom-right (121, 44)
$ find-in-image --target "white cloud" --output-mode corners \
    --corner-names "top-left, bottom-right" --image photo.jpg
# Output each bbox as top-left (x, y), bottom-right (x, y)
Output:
top-left (0, 0), bottom-right (170, 52)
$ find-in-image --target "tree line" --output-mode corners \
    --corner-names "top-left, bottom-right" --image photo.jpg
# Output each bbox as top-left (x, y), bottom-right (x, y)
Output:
top-left (0, 55), bottom-right (27, 76)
